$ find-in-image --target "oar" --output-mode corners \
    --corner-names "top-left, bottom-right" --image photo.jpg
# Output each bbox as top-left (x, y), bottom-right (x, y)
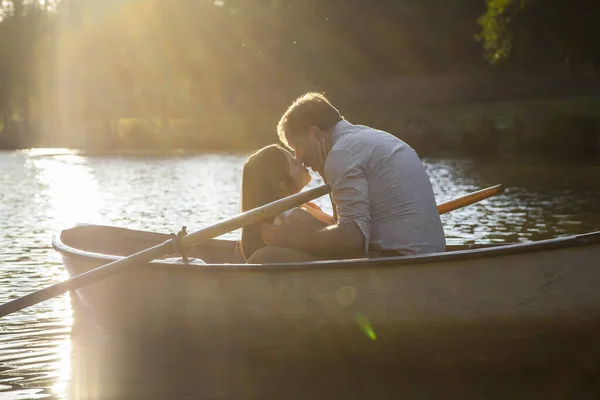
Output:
top-left (0, 184), bottom-right (332, 319)
top-left (437, 184), bottom-right (504, 215)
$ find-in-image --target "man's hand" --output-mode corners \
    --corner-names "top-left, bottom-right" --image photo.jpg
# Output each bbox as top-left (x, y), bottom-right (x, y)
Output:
top-left (261, 217), bottom-right (303, 248)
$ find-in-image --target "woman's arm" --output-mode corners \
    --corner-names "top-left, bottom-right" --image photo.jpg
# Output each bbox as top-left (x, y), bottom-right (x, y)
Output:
top-left (301, 202), bottom-right (335, 225)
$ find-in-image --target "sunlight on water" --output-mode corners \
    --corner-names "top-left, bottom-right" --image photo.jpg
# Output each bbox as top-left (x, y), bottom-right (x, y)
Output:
top-left (50, 339), bottom-right (71, 399)
top-left (20, 149), bottom-right (79, 158)
top-left (27, 155), bottom-right (104, 229)
top-left (48, 291), bottom-right (72, 400)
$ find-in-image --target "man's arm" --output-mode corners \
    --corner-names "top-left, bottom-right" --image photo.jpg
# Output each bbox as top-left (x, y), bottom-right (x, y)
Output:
top-left (295, 221), bottom-right (365, 258)
top-left (262, 148), bottom-right (370, 258)
top-left (261, 219), bottom-right (365, 258)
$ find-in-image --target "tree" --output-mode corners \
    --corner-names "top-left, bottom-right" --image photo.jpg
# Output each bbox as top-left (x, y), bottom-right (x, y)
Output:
top-left (478, 0), bottom-right (600, 74)
top-left (0, 0), bottom-right (56, 147)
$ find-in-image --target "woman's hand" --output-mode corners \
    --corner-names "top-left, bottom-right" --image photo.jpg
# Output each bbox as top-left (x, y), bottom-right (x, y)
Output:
top-left (303, 201), bottom-right (323, 211)
top-left (301, 202), bottom-right (335, 225)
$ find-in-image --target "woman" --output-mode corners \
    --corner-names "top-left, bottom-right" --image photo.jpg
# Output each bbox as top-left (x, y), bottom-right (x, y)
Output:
top-left (240, 144), bottom-right (334, 262)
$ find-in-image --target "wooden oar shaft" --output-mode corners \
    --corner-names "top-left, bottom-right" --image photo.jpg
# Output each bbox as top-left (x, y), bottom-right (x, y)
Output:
top-left (0, 184), bottom-right (331, 319)
top-left (437, 184), bottom-right (504, 215)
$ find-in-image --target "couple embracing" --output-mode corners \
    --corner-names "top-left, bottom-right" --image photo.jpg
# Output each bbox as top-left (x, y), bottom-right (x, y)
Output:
top-left (240, 93), bottom-right (446, 264)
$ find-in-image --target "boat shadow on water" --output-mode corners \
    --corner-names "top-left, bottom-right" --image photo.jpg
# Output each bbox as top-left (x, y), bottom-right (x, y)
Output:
top-left (66, 315), bottom-right (600, 400)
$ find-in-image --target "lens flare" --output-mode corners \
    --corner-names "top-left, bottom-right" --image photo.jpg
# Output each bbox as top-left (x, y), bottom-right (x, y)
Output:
top-left (355, 313), bottom-right (376, 341)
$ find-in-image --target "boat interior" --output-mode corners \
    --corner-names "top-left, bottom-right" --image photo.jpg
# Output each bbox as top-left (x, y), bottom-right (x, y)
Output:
top-left (59, 225), bottom-right (507, 265)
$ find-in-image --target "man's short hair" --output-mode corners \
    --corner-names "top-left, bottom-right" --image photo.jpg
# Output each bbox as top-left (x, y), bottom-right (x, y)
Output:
top-left (277, 92), bottom-right (343, 148)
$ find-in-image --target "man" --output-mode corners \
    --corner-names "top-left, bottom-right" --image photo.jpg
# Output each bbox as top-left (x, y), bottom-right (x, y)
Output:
top-left (258, 92), bottom-right (446, 261)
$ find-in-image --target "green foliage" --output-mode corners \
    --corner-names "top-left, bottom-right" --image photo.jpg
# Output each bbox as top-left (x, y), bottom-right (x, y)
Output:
top-left (477, 0), bottom-right (521, 63)
top-left (478, 0), bottom-right (600, 71)
top-left (0, 0), bottom-right (55, 142)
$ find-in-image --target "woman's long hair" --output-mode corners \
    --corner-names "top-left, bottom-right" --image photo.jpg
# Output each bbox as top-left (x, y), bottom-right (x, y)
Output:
top-left (240, 144), bottom-right (295, 261)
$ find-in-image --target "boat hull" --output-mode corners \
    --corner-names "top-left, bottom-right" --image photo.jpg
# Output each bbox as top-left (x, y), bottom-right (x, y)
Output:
top-left (55, 225), bottom-right (600, 370)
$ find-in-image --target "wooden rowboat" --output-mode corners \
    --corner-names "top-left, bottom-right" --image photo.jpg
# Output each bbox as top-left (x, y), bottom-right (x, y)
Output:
top-left (54, 224), bottom-right (600, 370)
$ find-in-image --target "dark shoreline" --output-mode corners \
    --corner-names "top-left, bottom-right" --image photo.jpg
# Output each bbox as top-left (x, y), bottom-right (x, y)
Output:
top-left (2, 96), bottom-right (600, 160)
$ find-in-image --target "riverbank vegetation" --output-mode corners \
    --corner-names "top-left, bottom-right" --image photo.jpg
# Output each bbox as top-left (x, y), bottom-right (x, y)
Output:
top-left (1, 0), bottom-right (599, 158)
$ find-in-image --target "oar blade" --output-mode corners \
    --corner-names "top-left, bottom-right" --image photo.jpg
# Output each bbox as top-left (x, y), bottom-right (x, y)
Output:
top-left (437, 184), bottom-right (504, 215)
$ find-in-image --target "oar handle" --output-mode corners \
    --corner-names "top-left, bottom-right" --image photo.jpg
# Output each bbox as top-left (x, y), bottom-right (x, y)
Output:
top-left (0, 184), bottom-right (332, 319)
top-left (0, 241), bottom-right (172, 318)
top-left (437, 184), bottom-right (504, 215)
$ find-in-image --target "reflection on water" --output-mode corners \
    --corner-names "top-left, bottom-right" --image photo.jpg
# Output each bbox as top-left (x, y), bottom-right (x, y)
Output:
top-left (0, 149), bottom-right (599, 399)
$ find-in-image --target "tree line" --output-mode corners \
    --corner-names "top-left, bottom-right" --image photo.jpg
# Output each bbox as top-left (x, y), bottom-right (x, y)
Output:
top-left (0, 0), bottom-right (598, 150)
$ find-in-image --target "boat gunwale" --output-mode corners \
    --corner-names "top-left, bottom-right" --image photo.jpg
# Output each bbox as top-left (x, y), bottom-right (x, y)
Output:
top-left (51, 225), bottom-right (600, 273)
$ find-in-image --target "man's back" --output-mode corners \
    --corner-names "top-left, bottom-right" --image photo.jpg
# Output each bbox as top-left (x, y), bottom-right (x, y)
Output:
top-left (325, 120), bottom-right (446, 255)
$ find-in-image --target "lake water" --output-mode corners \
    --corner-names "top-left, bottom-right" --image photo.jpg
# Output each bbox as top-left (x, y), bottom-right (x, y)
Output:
top-left (0, 149), bottom-right (599, 399)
